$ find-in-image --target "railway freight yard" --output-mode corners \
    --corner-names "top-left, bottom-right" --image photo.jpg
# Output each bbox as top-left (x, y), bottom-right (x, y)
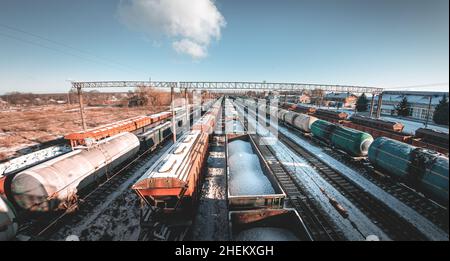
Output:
top-left (0, 0), bottom-right (449, 245)
top-left (0, 83), bottom-right (448, 241)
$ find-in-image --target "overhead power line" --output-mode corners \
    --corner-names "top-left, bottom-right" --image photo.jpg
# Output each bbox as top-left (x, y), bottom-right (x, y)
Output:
top-left (0, 23), bottom-right (145, 75)
top-left (384, 82), bottom-right (449, 90)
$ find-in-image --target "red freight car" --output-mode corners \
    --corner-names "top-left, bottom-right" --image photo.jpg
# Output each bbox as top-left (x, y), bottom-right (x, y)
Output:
top-left (349, 115), bottom-right (404, 132)
top-left (132, 130), bottom-right (209, 211)
top-left (65, 111), bottom-right (172, 147)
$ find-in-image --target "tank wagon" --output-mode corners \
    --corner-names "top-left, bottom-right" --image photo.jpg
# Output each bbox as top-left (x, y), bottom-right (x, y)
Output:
top-left (0, 196), bottom-right (18, 241)
top-left (283, 111), bottom-right (318, 133)
top-left (239, 100), bottom-right (373, 157)
top-left (280, 103), bottom-right (447, 154)
top-left (368, 137), bottom-right (449, 203)
top-left (310, 120), bottom-right (373, 157)
top-left (10, 132), bottom-right (140, 212)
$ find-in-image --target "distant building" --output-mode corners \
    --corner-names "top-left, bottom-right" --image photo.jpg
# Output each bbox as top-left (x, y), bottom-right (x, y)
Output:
top-left (372, 91), bottom-right (448, 121)
top-left (298, 94), bottom-right (311, 104)
top-left (324, 92), bottom-right (358, 108)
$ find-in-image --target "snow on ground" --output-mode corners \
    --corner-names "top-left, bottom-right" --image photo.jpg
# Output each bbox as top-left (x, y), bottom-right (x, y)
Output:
top-left (50, 142), bottom-right (174, 241)
top-left (235, 103), bottom-right (390, 241)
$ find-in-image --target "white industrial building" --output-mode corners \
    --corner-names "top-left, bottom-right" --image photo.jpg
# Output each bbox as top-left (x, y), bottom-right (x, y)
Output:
top-left (371, 91), bottom-right (448, 121)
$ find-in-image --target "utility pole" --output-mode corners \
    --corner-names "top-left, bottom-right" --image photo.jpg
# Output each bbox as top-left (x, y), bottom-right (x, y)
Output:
top-left (185, 88), bottom-right (189, 131)
top-left (77, 86), bottom-right (87, 131)
top-left (424, 96), bottom-right (432, 128)
top-left (369, 93), bottom-right (375, 117)
top-left (171, 85), bottom-right (176, 143)
top-left (375, 92), bottom-right (383, 119)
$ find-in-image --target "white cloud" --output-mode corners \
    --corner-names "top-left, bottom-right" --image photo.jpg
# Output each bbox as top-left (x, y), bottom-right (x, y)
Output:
top-left (173, 39), bottom-right (207, 59)
top-left (118, 0), bottom-right (226, 59)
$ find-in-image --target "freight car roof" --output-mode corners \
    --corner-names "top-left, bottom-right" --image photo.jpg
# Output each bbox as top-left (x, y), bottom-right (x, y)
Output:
top-left (134, 130), bottom-right (202, 183)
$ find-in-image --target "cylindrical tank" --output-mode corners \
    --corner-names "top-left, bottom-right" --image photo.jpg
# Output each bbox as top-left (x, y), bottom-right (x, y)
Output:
top-left (369, 137), bottom-right (449, 203)
top-left (277, 109), bottom-right (289, 122)
top-left (410, 149), bottom-right (449, 202)
top-left (284, 111), bottom-right (297, 126)
top-left (0, 196), bottom-right (17, 241)
top-left (368, 137), bottom-right (415, 177)
top-left (11, 132), bottom-right (140, 212)
top-left (292, 113), bottom-right (318, 133)
top-left (331, 126), bottom-right (373, 156)
top-left (311, 120), bottom-right (337, 142)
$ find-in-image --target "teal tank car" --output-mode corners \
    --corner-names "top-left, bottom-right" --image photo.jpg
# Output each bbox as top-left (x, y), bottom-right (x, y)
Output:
top-left (410, 149), bottom-right (449, 203)
top-left (311, 120), bottom-right (373, 157)
top-left (368, 137), bottom-right (413, 177)
top-left (368, 137), bottom-right (449, 203)
top-left (310, 120), bottom-right (337, 142)
top-left (331, 126), bottom-right (373, 157)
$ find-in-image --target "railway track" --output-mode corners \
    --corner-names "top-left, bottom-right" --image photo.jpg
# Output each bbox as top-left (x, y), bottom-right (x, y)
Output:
top-left (248, 133), bottom-right (344, 241)
top-left (17, 142), bottom-right (172, 240)
top-left (277, 132), bottom-right (429, 240)
top-left (237, 102), bottom-right (448, 240)
top-left (282, 122), bottom-right (449, 234)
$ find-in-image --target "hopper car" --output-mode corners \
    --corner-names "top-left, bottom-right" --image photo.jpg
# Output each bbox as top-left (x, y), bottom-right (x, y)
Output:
top-left (281, 102), bottom-right (316, 114)
top-left (349, 115), bottom-right (404, 132)
top-left (313, 109), bottom-right (349, 123)
top-left (132, 130), bottom-right (209, 211)
top-left (226, 135), bottom-right (285, 210)
top-left (412, 128), bottom-right (449, 154)
top-left (132, 98), bottom-right (223, 212)
top-left (64, 112), bottom-right (171, 147)
top-left (229, 208), bottom-right (313, 241)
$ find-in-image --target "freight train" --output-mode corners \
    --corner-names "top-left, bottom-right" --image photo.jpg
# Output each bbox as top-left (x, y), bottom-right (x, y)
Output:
top-left (236, 98), bottom-right (449, 204)
top-left (0, 102), bottom-right (211, 196)
top-left (0, 101), bottom-right (216, 241)
top-left (64, 100), bottom-right (212, 147)
top-left (369, 137), bottom-right (448, 203)
top-left (132, 98), bottom-right (223, 212)
top-left (238, 99), bottom-right (374, 157)
top-left (280, 102), bottom-right (448, 154)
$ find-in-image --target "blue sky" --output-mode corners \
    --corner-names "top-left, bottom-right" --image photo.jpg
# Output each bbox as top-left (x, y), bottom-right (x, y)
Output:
top-left (0, 0), bottom-right (448, 94)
